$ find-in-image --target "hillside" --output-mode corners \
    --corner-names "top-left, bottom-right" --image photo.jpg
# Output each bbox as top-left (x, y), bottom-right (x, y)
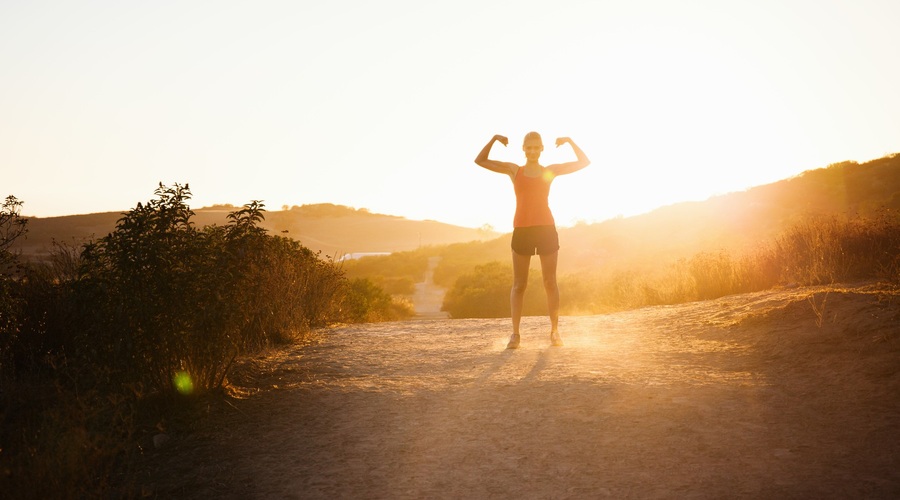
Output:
top-left (432, 153), bottom-right (900, 279)
top-left (567, 154), bottom-right (899, 269)
top-left (12, 202), bottom-right (497, 260)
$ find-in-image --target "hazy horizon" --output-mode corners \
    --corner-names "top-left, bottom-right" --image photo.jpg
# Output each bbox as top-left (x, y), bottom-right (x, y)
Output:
top-left (4, 1), bottom-right (900, 232)
top-left (15, 149), bottom-right (898, 233)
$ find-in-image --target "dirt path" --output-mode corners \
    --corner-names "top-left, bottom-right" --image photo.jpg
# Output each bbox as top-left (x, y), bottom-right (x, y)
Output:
top-left (411, 256), bottom-right (448, 319)
top-left (139, 283), bottom-right (900, 499)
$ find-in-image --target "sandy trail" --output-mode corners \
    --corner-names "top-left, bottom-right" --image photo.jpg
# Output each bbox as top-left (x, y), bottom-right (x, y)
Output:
top-left (139, 284), bottom-right (900, 499)
top-left (410, 256), bottom-right (449, 319)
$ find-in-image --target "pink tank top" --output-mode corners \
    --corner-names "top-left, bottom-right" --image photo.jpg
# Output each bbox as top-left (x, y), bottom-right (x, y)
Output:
top-left (513, 167), bottom-right (555, 228)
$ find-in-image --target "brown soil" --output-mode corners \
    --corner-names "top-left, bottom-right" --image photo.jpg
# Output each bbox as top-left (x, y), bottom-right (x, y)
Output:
top-left (135, 283), bottom-right (900, 499)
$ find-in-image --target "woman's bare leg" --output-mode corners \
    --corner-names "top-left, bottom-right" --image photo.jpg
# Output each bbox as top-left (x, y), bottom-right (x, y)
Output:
top-left (539, 251), bottom-right (562, 345)
top-left (509, 250), bottom-right (531, 348)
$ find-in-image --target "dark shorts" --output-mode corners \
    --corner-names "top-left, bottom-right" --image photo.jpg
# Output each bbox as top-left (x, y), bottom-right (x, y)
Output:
top-left (511, 225), bottom-right (559, 256)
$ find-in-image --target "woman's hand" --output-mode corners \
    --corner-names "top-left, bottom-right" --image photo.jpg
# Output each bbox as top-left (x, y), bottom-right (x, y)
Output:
top-left (555, 137), bottom-right (571, 147)
top-left (494, 135), bottom-right (509, 146)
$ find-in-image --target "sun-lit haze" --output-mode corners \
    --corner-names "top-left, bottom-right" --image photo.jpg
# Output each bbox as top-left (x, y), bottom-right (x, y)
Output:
top-left (3, 0), bottom-right (899, 233)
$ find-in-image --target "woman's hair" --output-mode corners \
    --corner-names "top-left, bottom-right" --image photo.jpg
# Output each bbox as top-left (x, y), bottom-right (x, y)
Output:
top-left (523, 131), bottom-right (542, 146)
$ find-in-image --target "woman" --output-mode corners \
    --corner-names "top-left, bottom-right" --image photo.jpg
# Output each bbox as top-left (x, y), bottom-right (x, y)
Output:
top-left (475, 132), bottom-right (590, 349)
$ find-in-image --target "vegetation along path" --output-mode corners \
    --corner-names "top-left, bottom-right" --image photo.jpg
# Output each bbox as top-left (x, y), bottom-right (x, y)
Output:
top-left (139, 283), bottom-right (900, 499)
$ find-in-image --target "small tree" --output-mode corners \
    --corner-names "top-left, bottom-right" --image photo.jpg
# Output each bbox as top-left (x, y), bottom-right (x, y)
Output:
top-left (0, 195), bottom-right (28, 375)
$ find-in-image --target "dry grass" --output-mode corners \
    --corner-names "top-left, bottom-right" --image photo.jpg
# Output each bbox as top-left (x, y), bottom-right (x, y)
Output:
top-left (556, 212), bottom-right (900, 316)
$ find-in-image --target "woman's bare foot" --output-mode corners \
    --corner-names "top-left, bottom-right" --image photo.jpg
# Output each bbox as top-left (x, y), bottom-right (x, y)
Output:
top-left (506, 333), bottom-right (521, 349)
top-left (550, 331), bottom-right (563, 347)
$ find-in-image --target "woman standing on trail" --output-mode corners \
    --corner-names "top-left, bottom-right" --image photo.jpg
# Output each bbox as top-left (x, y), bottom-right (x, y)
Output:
top-left (475, 132), bottom-right (590, 349)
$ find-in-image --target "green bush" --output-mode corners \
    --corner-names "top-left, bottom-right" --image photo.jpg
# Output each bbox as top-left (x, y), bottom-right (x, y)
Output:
top-left (375, 276), bottom-right (416, 296)
top-left (341, 277), bottom-right (414, 322)
top-left (441, 261), bottom-right (546, 318)
top-left (3, 185), bottom-right (358, 397)
top-left (3, 184), bottom-right (406, 397)
top-left (58, 185), bottom-right (349, 395)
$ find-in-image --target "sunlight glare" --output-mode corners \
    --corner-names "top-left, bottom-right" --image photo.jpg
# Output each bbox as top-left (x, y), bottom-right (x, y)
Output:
top-left (520, 16), bottom-right (819, 227)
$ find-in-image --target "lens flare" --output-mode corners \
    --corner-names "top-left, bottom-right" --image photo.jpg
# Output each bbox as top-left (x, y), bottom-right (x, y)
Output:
top-left (173, 371), bottom-right (194, 395)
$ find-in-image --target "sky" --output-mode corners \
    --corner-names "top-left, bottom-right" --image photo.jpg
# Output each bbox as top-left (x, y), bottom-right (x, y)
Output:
top-left (2, 0), bottom-right (899, 232)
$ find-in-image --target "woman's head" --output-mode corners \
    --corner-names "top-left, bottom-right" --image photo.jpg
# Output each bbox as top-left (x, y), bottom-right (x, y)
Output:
top-left (522, 131), bottom-right (544, 161)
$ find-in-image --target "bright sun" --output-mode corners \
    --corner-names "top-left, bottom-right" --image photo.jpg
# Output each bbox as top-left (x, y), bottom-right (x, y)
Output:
top-left (507, 22), bottom-right (816, 228)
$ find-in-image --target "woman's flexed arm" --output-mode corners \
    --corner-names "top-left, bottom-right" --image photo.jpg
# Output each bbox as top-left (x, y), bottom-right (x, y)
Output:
top-left (475, 135), bottom-right (518, 177)
top-left (548, 137), bottom-right (591, 176)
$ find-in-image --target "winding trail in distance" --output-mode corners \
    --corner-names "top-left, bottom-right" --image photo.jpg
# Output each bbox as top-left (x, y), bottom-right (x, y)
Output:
top-left (411, 256), bottom-right (448, 319)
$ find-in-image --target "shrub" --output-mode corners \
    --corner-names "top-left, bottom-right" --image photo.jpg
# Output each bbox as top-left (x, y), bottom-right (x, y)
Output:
top-left (67, 185), bottom-right (352, 395)
top-left (3, 185), bottom-right (348, 398)
top-left (340, 277), bottom-right (414, 322)
top-left (371, 276), bottom-right (417, 296)
top-left (441, 261), bottom-right (546, 318)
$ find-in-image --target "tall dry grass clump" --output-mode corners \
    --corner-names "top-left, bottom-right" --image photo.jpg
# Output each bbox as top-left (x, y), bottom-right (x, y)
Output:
top-left (647, 211), bottom-right (900, 305)
top-left (765, 212), bottom-right (900, 285)
top-left (641, 212), bottom-right (900, 306)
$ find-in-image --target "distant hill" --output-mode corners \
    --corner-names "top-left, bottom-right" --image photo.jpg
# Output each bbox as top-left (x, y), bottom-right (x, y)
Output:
top-left (12, 154), bottom-right (899, 269)
top-left (13, 202), bottom-right (497, 261)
